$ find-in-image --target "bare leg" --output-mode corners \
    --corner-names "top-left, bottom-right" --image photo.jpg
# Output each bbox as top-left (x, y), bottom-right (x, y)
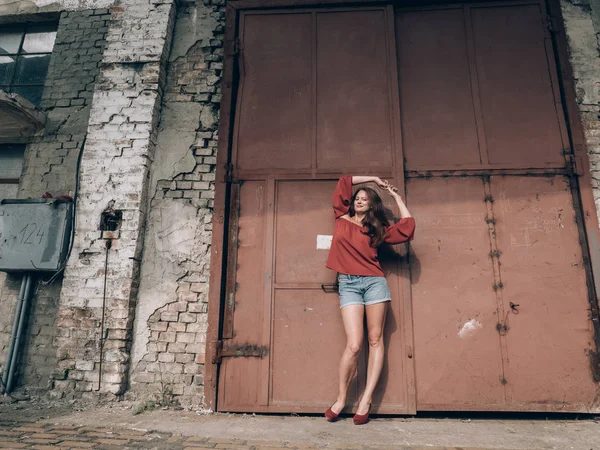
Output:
top-left (356, 302), bottom-right (388, 415)
top-left (331, 304), bottom-right (364, 414)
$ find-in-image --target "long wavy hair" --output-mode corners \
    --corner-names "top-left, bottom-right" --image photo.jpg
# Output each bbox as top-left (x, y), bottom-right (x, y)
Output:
top-left (348, 187), bottom-right (390, 248)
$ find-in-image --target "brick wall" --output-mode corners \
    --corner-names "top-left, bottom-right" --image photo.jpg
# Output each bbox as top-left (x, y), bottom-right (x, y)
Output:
top-left (129, 0), bottom-right (225, 407)
top-left (0, 9), bottom-right (109, 392)
top-left (51, 0), bottom-right (178, 399)
top-left (561, 0), bottom-right (600, 219)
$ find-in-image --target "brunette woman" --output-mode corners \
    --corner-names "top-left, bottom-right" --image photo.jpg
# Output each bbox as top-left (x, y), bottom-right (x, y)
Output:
top-left (324, 176), bottom-right (415, 425)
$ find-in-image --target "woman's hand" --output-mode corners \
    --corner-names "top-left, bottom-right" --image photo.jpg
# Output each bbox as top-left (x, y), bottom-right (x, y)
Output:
top-left (386, 184), bottom-right (412, 218)
top-left (374, 177), bottom-right (390, 189)
top-left (385, 184), bottom-right (401, 199)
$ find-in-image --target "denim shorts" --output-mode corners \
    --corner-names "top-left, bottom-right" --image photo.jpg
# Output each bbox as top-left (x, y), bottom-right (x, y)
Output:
top-left (337, 274), bottom-right (392, 309)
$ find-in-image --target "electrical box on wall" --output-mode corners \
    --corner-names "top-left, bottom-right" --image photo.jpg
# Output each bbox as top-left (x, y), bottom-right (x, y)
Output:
top-left (0, 199), bottom-right (73, 272)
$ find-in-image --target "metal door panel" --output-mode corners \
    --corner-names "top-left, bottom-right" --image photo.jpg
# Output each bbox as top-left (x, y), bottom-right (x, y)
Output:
top-left (491, 176), bottom-right (599, 408)
top-left (274, 180), bottom-right (337, 286)
top-left (316, 10), bottom-right (394, 170)
top-left (372, 254), bottom-right (413, 413)
top-left (272, 178), bottom-right (413, 412)
top-left (221, 6), bottom-right (411, 413)
top-left (270, 283), bottom-right (413, 412)
top-left (471, 5), bottom-right (566, 166)
top-left (218, 357), bottom-right (266, 408)
top-left (396, 9), bottom-right (481, 169)
top-left (218, 0), bottom-right (600, 414)
top-left (218, 181), bottom-right (270, 409)
top-left (270, 289), bottom-right (358, 406)
top-left (408, 177), bottom-right (506, 407)
top-left (235, 13), bottom-right (313, 171)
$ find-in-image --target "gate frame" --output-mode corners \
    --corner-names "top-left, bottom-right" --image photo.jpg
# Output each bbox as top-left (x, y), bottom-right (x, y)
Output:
top-left (204, 0), bottom-right (600, 411)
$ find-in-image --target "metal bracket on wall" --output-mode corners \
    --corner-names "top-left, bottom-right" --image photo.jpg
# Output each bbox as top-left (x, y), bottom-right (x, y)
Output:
top-left (321, 283), bottom-right (339, 293)
top-left (211, 340), bottom-right (268, 364)
top-left (233, 37), bottom-right (241, 56)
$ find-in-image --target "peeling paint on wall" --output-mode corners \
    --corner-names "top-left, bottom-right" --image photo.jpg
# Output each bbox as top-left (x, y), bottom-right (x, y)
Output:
top-left (458, 319), bottom-right (483, 339)
top-left (128, 1), bottom-right (224, 406)
top-left (149, 103), bottom-right (200, 196)
top-left (132, 200), bottom-right (207, 365)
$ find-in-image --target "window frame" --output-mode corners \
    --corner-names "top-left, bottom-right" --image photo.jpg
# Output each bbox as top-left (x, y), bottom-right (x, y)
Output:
top-left (0, 144), bottom-right (26, 187)
top-left (0, 22), bottom-right (58, 106)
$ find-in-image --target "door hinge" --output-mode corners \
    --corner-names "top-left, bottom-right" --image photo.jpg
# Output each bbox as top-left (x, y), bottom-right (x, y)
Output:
top-left (590, 351), bottom-right (600, 382)
top-left (546, 15), bottom-right (561, 33)
top-left (224, 163), bottom-right (234, 183)
top-left (566, 154), bottom-right (584, 176)
top-left (225, 38), bottom-right (241, 57)
top-left (211, 340), bottom-right (268, 364)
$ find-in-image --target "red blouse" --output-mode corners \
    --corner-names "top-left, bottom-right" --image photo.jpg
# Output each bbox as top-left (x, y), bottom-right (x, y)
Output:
top-left (326, 176), bottom-right (416, 277)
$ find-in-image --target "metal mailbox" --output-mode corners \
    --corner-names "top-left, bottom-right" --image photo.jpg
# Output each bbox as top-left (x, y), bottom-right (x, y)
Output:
top-left (0, 199), bottom-right (73, 272)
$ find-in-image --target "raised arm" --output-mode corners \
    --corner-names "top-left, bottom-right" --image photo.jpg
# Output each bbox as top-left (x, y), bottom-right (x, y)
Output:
top-left (351, 176), bottom-right (389, 188)
top-left (385, 185), bottom-right (411, 219)
top-left (383, 185), bottom-right (415, 244)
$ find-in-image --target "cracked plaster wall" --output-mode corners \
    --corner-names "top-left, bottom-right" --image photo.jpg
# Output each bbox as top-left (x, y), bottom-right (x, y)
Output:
top-left (561, 0), bottom-right (600, 220)
top-left (129, 0), bottom-right (224, 407)
top-left (0, 9), bottom-right (108, 393)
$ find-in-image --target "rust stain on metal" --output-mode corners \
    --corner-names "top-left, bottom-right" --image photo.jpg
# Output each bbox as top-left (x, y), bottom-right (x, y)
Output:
top-left (496, 323), bottom-right (509, 335)
top-left (489, 250), bottom-right (502, 259)
top-left (220, 343), bottom-right (269, 359)
top-left (222, 182), bottom-right (241, 339)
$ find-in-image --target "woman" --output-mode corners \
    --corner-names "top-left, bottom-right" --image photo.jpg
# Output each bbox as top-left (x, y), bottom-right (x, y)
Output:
top-left (324, 175), bottom-right (415, 425)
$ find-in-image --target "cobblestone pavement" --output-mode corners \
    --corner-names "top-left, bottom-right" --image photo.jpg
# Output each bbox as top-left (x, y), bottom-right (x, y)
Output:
top-left (0, 419), bottom-right (535, 450)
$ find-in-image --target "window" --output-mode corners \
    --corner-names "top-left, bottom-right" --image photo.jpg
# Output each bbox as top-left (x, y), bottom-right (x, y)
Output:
top-left (0, 144), bottom-right (25, 199)
top-left (0, 23), bottom-right (57, 106)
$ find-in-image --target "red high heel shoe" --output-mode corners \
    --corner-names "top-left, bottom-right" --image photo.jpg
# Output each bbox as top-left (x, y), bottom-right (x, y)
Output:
top-left (353, 404), bottom-right (371, 425)
top-left (325, 405), bottom-right (341, 422)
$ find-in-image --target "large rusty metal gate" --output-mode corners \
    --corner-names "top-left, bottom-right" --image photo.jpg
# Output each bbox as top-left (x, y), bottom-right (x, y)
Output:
top-left (207, 0), bottom-right (600, 413)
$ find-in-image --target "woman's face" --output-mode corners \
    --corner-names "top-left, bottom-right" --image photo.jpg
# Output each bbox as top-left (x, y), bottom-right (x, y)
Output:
top-left (354, 190), bottom-right (370, 214)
